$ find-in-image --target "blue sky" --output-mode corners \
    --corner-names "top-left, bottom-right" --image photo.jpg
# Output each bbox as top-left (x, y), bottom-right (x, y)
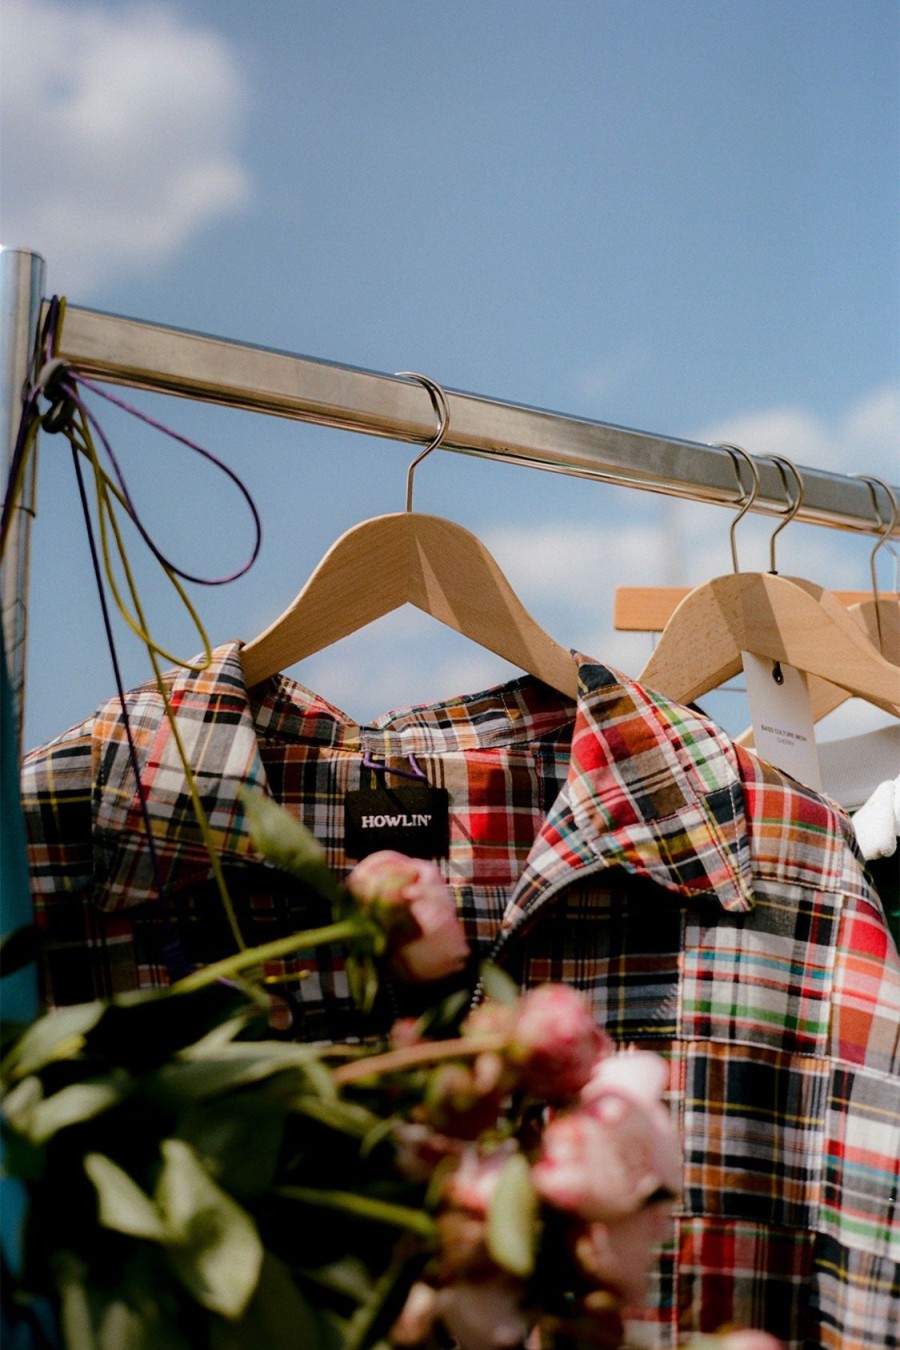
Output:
top-left (2, 0), bottom-right (898, 751)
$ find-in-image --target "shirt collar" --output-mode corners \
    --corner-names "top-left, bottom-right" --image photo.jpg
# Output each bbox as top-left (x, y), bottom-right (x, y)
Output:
top-left (91, 643), bottom-right (754, 916)
top-left (92, 643), bottom-right (270, 907)
top-left (501, 657), bottom-right (756, 933)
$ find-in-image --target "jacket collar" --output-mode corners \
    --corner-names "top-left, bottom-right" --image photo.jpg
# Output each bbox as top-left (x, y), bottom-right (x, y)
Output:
top-left (90, 644), bottom-right (755, 916)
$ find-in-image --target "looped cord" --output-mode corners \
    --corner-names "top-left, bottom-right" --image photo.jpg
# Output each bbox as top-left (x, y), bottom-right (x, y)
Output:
top-left (71, 375), bottom-right (262, 587)
top-left (1, 299), bottom-right (268, 971)
top-left (362, 750), bottom-right (428, 781)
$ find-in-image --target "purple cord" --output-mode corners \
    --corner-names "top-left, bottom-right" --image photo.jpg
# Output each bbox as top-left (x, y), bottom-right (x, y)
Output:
top-left (56, 371), bottom-right (262, 587)
top-left (362, 750), bottom-right (427, 781)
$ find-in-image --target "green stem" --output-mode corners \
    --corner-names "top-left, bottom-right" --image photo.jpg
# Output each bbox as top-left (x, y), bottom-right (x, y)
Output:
top-left (276, 1185), bottom-right (437, 1239)
top-left (332, 1032), bottom-right (508, 1085)
top-left (171, 918), bottom-right (367, 995)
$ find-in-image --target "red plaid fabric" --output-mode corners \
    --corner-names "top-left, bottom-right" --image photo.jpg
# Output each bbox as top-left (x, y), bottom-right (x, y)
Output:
top-left (20, 643), bottom-right (900, 1348)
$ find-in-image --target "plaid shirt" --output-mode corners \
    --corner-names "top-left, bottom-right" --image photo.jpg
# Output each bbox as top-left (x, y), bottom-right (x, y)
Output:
top-left (20, 642), bottom-right (900, 1348)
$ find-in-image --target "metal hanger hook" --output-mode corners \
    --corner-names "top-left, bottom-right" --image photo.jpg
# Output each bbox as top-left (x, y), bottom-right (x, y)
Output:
top-left (395, 371), bottom-right (450, 511)
top-left (762, 454), bottom-right (804, 574)
top-left (851, 474), bottom-right (899, 652)
top-left (719, 443), bottom-right (760, 574)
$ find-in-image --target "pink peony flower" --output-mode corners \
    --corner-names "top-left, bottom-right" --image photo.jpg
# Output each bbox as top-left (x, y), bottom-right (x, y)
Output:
top-left (435, 1144), bottom-right (521, 1281)
top-left (442, 1143), bottom-right (515, 1216)
top-left (581, 1049), bottom-right (681, 1199)
top-left (345, 850), bottom-right (470, 981)
top-left (392, 1121), bottom-right (464, 1182)
top-left (532, 1067), bottom-right (679, 1223)
top-left (572, 1201), bottom-right (675, 1306)
top-left (510, 984), bottom-right (612, 1101)
top-left (389, 1280), bottom-right (439, 1346)
top-left (424, 1058), bottom-right (506, 1138)
top-left (436, 1278), bottom-right (531, 1350)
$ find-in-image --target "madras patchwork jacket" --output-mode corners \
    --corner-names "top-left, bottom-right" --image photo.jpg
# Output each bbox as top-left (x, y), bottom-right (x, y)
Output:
top-left (20, 643), bottom-right (900, 1348)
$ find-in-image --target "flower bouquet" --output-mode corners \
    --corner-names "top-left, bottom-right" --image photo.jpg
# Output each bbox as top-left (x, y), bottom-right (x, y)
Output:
top-left (1, 793), bottom-right (781, 1350)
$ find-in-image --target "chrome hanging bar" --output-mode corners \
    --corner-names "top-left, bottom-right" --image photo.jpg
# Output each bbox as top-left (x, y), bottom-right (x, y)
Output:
top-left (50, 301), bottom-right (899, 537)
top-left (1, 248), bottom-right (46, 744)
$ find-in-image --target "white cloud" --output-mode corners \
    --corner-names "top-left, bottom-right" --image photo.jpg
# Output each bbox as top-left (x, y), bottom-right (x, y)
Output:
top-left (574, 342), bottom-right (649, 405)
top-left (695, 382), bottom-right (900, 486)
top-left (0, 0), bottom-right (252, 293)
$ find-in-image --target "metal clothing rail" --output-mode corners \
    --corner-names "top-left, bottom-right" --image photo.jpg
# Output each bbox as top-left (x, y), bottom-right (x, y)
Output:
top-left (50, 302), bottom-right (899, 536)
top-left (1, 246), bottom-right (899, 739)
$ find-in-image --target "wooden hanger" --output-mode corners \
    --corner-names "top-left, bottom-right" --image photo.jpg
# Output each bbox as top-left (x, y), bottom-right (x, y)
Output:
top-left (639, 573), bottom-right (900, 714)
top-left (732, 596), bottom-right (900, 746)
top-left (637, 456), bottom-right (900, 717)
top-left (240, 375), bottom-right (579, 698)
top-left (805, 596), bottom-right (900, 722)
top-left (614, 585), bottom-right (873, 632)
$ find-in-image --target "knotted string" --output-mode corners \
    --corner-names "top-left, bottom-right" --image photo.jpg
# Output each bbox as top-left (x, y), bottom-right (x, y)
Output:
top-left (0, 297), bottom-right (65, 554)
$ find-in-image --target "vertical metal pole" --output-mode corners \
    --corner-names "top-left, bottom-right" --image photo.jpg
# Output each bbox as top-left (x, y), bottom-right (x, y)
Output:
top-left (0, 247), bottom-right (46, 749)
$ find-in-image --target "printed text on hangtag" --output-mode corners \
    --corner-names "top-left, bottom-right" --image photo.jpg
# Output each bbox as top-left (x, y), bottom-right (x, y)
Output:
top-left (344, 784), bottom-right (450, 859)
top-left (741, 651), bottom-right (822, 790)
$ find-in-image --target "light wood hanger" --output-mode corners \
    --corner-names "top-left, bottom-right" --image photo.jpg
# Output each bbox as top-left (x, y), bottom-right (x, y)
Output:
top-left (805, 596), bottom-right (900, 722)
top-left (614, 586), bottom-right (873, 632)
top-left (240, 374), bottom-right (580, 698)
top-left (638, 455), bottom-right (900, 717)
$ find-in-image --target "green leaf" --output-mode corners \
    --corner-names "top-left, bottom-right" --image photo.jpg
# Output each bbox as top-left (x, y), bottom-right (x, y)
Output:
top-left (175, 1098), bottom-right (286, 1199)
top-left (479, 961), bottom-right (521, 1008)
top-left (155, 1041), bottom-right (329, 1101)
top-left (239, 788), bottom-right (339, 900)
top-left (96, 1249), bottom-right (195, 1350)
top-left (2, 1001), bottom-right (105, 1080)
top-left (0, 924), bottom-right (40, 977)
top-left (288, 1092), bottom-right (381, 1138)
top-left (1, 1072), bottom-right (43, 1124)
top-left (209, 1253), bottom-right (335, 1350)
top-left (53, 1237), bottom-right (196, 1350)
top-left (485, 1151), bottom-right (538, 1277)
top-left (181, 1013), bottom-right (255, 1055)
top-left (24, 1073), bottom-right (129, 1144)
top-left (85, 1153), bottom-right (168, 1241)
top-left (299, 1255), bottom-right (375, 1304)
top-left (156, 1138), bottom-right (263, 1319)
top-left (54, 1251), bottom-right (97, 1350)
top-left (343, 1250), bottom-right (424, 1350)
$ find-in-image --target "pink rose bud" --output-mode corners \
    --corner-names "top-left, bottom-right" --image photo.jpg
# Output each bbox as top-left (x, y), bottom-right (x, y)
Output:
top-left (532, 1090), bottom-right (676, 1222)
top-left (511, 984), bottom-right (612, 1101)
top-left (345, 850), bottom-right (470, 982)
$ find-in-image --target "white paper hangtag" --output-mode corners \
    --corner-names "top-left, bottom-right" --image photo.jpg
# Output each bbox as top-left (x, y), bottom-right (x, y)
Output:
top-left (741, 651), bottom-right (822, 791)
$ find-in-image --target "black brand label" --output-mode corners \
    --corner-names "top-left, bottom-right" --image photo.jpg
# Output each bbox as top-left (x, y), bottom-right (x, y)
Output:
top-left (344, 785), bottom-right (450, 860)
